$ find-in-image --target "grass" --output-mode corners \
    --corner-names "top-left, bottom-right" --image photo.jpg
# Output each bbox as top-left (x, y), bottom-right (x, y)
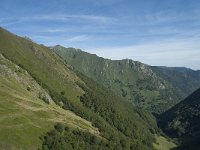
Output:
top-left (0, 54), bottom-right (99, 149)
top-left (153, 135), bottom-right (176, 150)
top-left (0, 27), bottom-right (84, 106)
top-left (0, 28), bottom-right (160, 149)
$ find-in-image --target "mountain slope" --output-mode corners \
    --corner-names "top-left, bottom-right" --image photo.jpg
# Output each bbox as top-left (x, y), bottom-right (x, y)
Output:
top-left (159, 88), bottom-right (200, 150)
top-left (151, 66), bottom-right (200, 99)
top-left (52, 46), bottom-right (184, 114)
top-left (0, 53), bottom-right (98, 149)
top-left (0, 27), bottom-right (160, 149)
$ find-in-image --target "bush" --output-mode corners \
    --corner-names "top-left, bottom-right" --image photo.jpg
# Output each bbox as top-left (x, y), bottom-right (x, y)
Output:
top-left (54, 122), bottom-right (65, 133)
top-left (61, 91), bottom-right (65, 95)
top-left (39, 92), bottom-right (49, 104)
top-left (27, 86), bottom-right (31, 91)
top-left (41, 123), bottom-right (109, 150)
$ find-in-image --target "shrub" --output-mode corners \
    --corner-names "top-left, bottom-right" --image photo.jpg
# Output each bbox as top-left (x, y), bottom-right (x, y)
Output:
top-left (61, 91), bottom-right (65, 95)
top-left (39, 92), bottom-right (49, 104)
top-left (54, 122), bottom-right (65, 133)
top-left (27, 86), bottom-right (31, 91)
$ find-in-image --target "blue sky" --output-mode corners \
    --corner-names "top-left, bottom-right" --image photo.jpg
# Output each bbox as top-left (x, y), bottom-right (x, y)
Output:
top-left (1, 0), bottom-right (200, 69)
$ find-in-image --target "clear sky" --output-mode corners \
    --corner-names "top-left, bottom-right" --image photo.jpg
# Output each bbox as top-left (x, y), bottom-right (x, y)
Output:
top-left (1, 0), bottom-right (200, 70)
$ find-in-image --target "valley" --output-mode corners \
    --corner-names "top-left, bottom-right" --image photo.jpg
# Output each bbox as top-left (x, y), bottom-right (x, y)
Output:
top-left (0, 27), bottom-right (199, 150)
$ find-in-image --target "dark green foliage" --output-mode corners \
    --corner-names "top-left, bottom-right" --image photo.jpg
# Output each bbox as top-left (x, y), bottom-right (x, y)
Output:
top-left (40, 71), bottom-right (158, 150)
top-left (42, 124), bottom-right (110, 150)
top-left (159, 88), bottom-right (200, 150)
top-left (26, 86), bottom-right (31, 91)
top-left (77, 72), bottom-right (158, 148)
top-left (174, 134), bottom-right (200, 150)
top-left (121, 89), bottom-right (127, 97)
top-left (60, 91), bottom-right (65, 95)
top-left (54, 123), bottom-right (65, 133)
top-left (42, 122), bottom-right (155, 150)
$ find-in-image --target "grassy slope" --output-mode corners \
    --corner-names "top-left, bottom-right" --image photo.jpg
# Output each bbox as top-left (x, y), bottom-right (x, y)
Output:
top-left (153, 135), bottom-right (176, 150)
top-left (0, 54), bottom-right (98, 149)
top-left (0, 28), bottom-right (84, 102)
top-left (52, 46), bottom-right (182, 113)
top-left (0, 27), bottom-right (160, 149)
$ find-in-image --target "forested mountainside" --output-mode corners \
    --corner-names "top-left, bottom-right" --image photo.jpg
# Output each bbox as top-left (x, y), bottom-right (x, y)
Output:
top-left (159, 88), bottom-right (200, 150)
top-left (0, 27), bottom-right (162, 149)
top-left (53, 46), bottom-right (200, 114)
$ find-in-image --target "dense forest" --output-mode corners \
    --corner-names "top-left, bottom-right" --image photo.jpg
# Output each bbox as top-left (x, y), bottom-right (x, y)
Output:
top-left (159, 88), bottom-right (200, 150)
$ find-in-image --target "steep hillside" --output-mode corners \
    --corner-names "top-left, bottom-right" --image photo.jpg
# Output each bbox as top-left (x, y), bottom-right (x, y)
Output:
top-left (0, 27), bottom-right (160, 149)
top-left (0, 53), bottom-right (98, 149)
top-left (52, 46), bottom-right (182, 113)
top-left (159, 88), bottom-right (200, 150)
top-left (151, 66), bottom-right (200, 99)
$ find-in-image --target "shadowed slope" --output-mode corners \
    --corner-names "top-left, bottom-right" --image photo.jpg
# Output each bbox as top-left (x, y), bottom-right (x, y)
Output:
top-left (159, 88), bottom-right (200, 150)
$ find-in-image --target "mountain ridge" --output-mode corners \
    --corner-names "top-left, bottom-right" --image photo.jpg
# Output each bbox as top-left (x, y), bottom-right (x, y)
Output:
top-left (53, 45), bottom-right (200, 114)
